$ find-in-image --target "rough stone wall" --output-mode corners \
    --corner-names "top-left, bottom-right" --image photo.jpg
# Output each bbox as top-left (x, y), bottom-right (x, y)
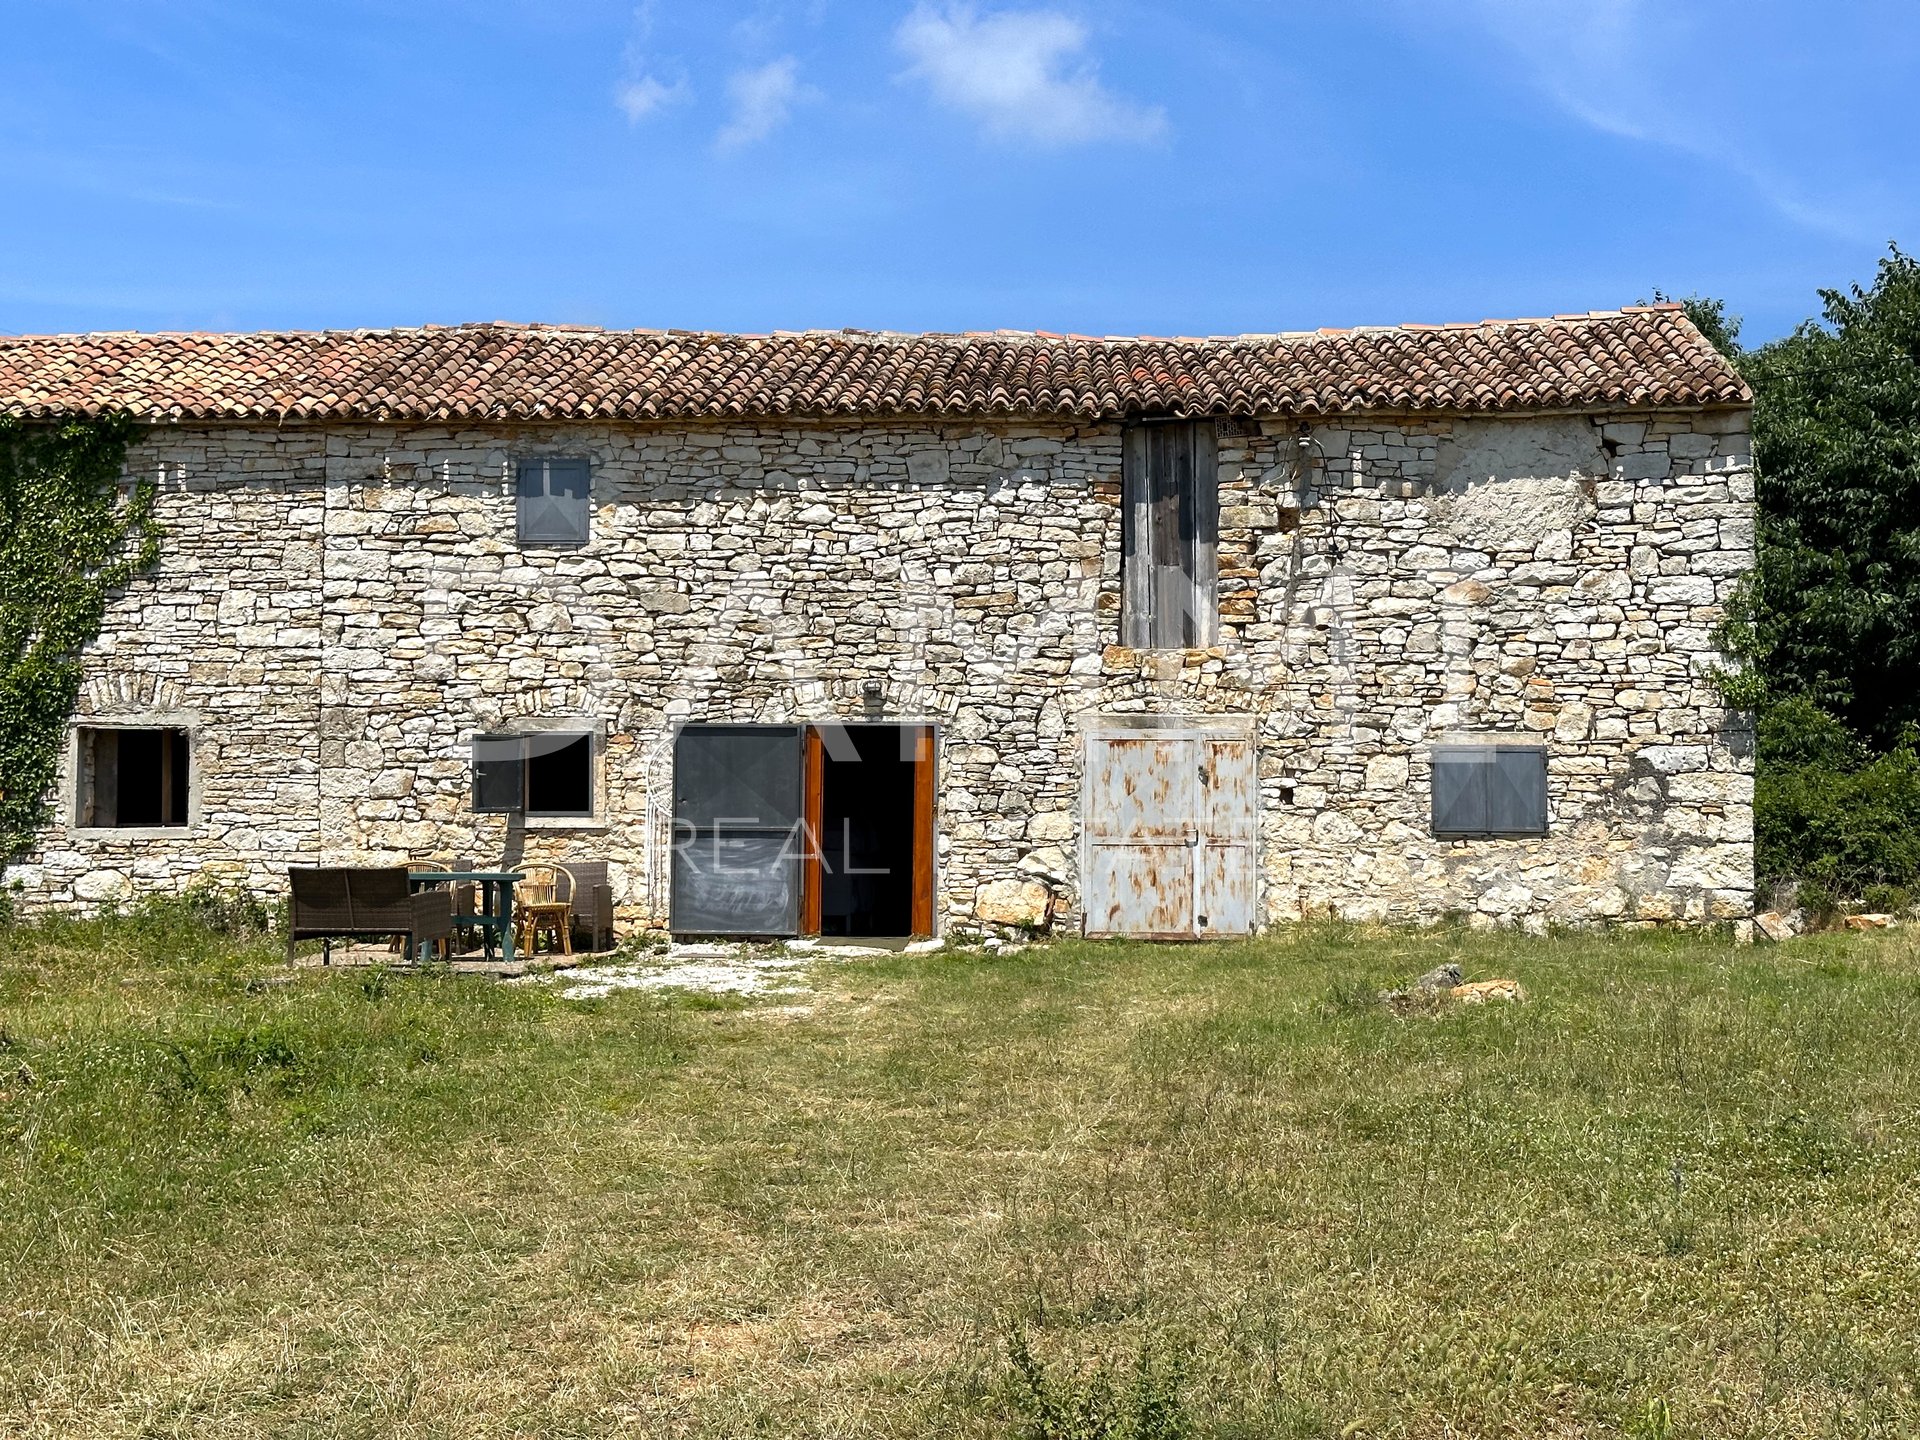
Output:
top-left (19, 436), bottom-right (327, 906)
top-left (12, 407), bottom-right (1755, 931)
top-left (1228, 412), bottom-right (1754, 926)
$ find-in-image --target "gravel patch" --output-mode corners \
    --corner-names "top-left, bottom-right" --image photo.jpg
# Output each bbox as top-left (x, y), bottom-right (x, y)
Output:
top-left (517, 937), bottom-right (951, 1002)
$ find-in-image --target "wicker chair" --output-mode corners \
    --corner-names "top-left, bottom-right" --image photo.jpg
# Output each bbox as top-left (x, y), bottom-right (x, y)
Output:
top-left (515, 864), bottom-right (574, 957)
top-left (287, 867), bottom-right (452, 965)
top-left (557, 860), bottom-right (616, 952)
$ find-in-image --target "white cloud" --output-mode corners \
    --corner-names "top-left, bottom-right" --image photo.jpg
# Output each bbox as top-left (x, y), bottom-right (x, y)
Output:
top-left (616, 73), bottom-right (686, 122)
top-left (715, 56), bottom-right (811, 151)
top-left (1455, 0), bottom-right (1666, 143)
top-left (1437, 0), bottom-right (1871, 240)
top-left (894, 4), bottom-right (1166, 147)
top-left (613, 2), bottom-right (688, 125)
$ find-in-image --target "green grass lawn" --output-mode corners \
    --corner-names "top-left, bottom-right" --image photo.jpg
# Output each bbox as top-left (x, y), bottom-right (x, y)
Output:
top-left (4, 915), bottom-right (1920, 1439)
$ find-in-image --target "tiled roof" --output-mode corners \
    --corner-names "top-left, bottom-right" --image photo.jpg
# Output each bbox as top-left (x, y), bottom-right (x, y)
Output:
top-left (0, 306), bottom-right (1749, 424)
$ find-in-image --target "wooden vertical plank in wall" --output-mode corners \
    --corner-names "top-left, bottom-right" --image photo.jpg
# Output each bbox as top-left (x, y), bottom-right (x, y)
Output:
top-left (1151, 424), bottom-right (1186, 648)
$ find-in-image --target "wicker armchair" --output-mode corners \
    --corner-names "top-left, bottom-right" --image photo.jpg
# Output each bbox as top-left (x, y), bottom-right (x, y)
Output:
top-left (287, 867), bottom-right (453, 965)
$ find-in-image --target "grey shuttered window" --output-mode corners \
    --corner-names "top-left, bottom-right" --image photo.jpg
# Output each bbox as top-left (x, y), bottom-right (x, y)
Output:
top-left (472, 735), bottom-right (524, 813)
top-left (472, 732), bottom-right (594, 816)
top-left (671, 725), bottom-right (804, 936)
top-left (516, 457), bottom-right (591, 546)
top-left (1431, 744), bottom-right (1548, 838)
top-left (1122, 421), bottom-right (1218, 648)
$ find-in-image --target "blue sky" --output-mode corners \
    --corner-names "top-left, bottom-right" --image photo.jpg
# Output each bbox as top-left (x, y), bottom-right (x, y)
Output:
top-left (2, 0), bottom-right (1915, 344)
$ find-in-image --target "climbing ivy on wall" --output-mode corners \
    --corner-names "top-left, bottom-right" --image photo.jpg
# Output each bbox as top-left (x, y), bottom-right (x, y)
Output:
top-left (0, 414), bottom-right (157, 875)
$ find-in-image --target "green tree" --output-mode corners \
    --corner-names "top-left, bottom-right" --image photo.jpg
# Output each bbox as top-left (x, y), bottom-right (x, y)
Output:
top-left (1727, 247), bottom-right (1920, 748)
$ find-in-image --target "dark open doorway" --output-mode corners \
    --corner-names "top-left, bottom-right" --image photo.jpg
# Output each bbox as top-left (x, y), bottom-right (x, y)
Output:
top-left (815, 725), bottom-right (922, 937)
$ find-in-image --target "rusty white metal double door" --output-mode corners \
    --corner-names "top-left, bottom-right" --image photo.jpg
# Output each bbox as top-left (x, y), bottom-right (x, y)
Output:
top-left (1083, 730), bottom-right (1256, 939)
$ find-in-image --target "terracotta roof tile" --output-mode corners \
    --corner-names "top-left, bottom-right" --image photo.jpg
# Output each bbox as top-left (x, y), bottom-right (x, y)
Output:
top-left (0, 305), bottom-right (1749, 425)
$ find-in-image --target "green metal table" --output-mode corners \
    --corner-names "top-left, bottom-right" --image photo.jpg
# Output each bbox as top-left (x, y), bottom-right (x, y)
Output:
top-left (410, 871), bottom-right (524, 963)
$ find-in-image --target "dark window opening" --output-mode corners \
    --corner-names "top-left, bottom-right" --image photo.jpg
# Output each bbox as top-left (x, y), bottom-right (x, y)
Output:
top-left (819, 724), bottom-right (920, 938)
top-left (516, 456), bottom-right (591, 546)
top-left (1431, 743), bottom-right (1548, 838)
top-left (472, 731), bottom-right (594, 817)
top-left (527, 733), bottom-right (593, 816)
top-left (78, 727), bottom-right (191, 828)
top-left (1122, 420), bottom-right (1219, 648)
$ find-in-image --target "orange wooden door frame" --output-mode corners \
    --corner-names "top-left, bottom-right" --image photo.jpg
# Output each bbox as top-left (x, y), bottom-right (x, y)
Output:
top-left (911, 725), bottom-right (936, 937)
top-left (800, 725), bottom-right (824, 935)
top-left (801, 723), bottom-right (936, 938)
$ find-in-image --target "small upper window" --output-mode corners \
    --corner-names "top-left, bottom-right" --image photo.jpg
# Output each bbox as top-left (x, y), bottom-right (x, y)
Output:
top-left (77, 726), bottom-right (191, 828)
top-left (1431, 742), bottom-right (1548, 838)
top-left (516, 457), bottom-right (591, 547)
top-left (473, 731), bottom-right (594, 818)
top-left (1121, 421), bottom-right (1219, 648)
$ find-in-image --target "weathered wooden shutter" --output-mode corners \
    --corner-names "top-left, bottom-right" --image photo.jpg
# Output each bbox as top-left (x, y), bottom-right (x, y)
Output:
top-left (472, 734), bottom-right (525, 813)
top-left (1122, 422), bottom-right (1218, 648)
top-left (516, 457), bottom-right (591, 545)
top-left (671, 724), bottom-right (804, 936)
top-left (1083, 729), bottom-right (1254, 938)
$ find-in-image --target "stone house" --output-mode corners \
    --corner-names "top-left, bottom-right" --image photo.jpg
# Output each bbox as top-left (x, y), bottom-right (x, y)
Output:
top-left (0, 305), bottom-right (1755, 936)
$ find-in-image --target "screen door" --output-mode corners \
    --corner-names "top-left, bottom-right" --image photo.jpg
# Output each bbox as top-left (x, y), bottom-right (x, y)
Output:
top-left (671, 724), bottom-right (804, 935)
